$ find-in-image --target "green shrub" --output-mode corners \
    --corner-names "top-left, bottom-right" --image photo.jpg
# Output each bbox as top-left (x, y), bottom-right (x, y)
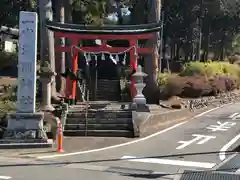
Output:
top-left (181, 61), bottom-right (240, 79)
top-left (157, 72), bottom-right (178, 87)
top-left (180, 61), bottom-right (206, 76)
top-left (0, 84), bottom-right (17, 101)
top-left (0, 51), bottom-right (18, 71)
top-left (221, 62), bottom-right (240, 79)
top-left (0, 100), bottom-right (16, 114)
top-left (156, 62), bottom-right (240, 100)
top-left (157, 73), bottom-right (168, 87)
top-left (161, 76), bottom-right (186, 98)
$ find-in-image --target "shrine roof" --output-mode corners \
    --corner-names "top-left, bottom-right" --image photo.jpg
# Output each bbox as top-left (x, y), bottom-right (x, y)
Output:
top-left (46, 20), bottom-right (162, 34)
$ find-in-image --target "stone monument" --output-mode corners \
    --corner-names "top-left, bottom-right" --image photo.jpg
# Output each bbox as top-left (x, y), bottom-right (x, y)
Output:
top-left (0, 11), bottom-right (52, 148)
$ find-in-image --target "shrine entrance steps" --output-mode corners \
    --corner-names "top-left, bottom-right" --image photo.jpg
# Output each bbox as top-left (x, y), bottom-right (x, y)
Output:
top-left (84, 79), bottom-right (121, 101)
top-left (63, 101), bottom-right (134, 137)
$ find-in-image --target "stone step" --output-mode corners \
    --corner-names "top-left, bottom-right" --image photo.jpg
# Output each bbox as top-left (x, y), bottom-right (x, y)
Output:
top-left (66, 117), bottom-right (132, 124)
top-left (67, 112), bottom-right (96, 118)
top-left (93, 93), bottom-right (118, 97)
top-left (88, 93), bottom-right (118, 97)
top-left (86, 80), bottom-right (120, 101)
top-left (89, 97), bottom-right (120, 101)
top-left (67, 111), bottom-right (132, 118)
top-left (64, 123), bottom-right (133, 131)
top-left (87, 80), bottom-right (120, 84)
top-left (94, 90), bottom-right (118, 92)
top-left (68, 109), bottom-right (132, 113)
top-left (0, 139), bottom-right (53, 149)
top-left (63, 130), bottom-right (133, 137)
top-left (89, 88), bottom-right (118, 91)
top-left (88, 91), bottom-right (119, 96)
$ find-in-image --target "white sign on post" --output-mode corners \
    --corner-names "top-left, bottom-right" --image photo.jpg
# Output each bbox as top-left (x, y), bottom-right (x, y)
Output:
top-left (16, 11), bottom-right (38, 113)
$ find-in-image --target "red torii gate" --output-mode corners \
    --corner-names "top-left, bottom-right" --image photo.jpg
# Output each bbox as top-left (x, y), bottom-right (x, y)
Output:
top-left (46, 21), bottom-right (162, 104)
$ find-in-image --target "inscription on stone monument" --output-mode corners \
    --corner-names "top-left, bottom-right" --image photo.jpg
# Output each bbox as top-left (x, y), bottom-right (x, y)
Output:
top-left (16, 11), bottom-right (38, 113)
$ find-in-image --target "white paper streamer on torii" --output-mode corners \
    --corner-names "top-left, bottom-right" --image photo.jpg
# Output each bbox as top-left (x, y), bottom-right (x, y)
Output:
top-left (109, 54), bottom-right (117, 64)
top-left (123, 53), bottom-right (126, 65)
top-left (116, 54), bottom-right (119, 62)
top-left (101, 53), bottom-right (105, 60)
top-left (83, 53), bottom-right (89, 65)
top-left (87, 53), bottom-right (91, 64)
top-left (70, 45), bottom-right (137, 65)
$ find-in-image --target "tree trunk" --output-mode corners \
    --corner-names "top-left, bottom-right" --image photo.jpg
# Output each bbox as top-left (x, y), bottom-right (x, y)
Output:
top-left (59, 3), bottom-right (66, 95)
top-left (115, 0), bottom-right (123, 24)
top-left (131, 0), bottom-right (161, 104)
top-left (38, 0), bottom-right (59, 101)
top-left (131, 1), bottom-right (147, 24)
top-left (54, 0), bottom-right (66, 95)
top-left (145, 0), bottom-right (161, 103)
top-left (64, 0), bottom-right (73, 69)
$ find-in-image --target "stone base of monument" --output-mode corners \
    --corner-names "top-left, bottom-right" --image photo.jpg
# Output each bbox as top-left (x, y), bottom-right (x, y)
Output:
top-left (131, 103), bottom-right (150, 112)
top-left (0, 112), bottom-right (53, 149)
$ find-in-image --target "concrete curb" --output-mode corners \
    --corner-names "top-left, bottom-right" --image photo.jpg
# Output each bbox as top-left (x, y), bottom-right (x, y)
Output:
top-left (134, 106), bottom-right (213, 137)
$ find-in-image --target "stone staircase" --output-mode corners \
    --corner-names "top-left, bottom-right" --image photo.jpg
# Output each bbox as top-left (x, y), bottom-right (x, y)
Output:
top-left (86, 79), bottom-right (121, 101)
top-left (63, 102), bottom-right (134, 137)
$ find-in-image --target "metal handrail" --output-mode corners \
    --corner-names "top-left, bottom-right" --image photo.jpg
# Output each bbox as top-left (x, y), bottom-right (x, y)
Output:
top-left (85, 89), bottom-right (89, 136)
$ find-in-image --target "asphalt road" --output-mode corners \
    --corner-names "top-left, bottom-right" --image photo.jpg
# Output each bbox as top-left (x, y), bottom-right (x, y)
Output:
top-left (1, 103), bottom-right (240, 180)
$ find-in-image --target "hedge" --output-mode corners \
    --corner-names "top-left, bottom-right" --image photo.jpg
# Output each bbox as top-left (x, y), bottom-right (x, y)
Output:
top-left (180, 61), bottom-right (240, 79)
top-left (157, 62), bottom-right (240, 99)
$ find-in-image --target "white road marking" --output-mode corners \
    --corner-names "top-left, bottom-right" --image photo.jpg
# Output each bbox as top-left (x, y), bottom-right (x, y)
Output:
top-left (228, 113), bottom-right (239, 118)
top-left (228, 112), bottom-right (240, 120)
top-left (206, 121), bottom-right (236, 132)
top-left (37, 104), bottom-right (231, 159)
top-left (194, 104), bottom-right (231, 118)
top-left (232, 114), bottom-right (240, 120)
top-left (219, 133), bottom-right (240, 161)
top-left (121, 156), bottom-right (216, 169)
top-left (64, 164), bottom-right (109, 171)
top-left (0, 176), bottom-right (11, 180)
top-left (236, 169), bottom-right (240, 173)
top-left (176, 134), bottom-right (216, 150)
top-left (37, 121), bottom-right (187, 159)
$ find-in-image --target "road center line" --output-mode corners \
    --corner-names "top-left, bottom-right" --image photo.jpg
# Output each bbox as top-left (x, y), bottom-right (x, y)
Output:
top-left (219, 134), bottom-right (240, 161)
top-left (121, 156), bottom-right (216, 169)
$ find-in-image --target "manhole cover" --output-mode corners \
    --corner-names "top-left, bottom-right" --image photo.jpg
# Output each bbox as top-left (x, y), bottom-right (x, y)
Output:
top-left (179, 170), bottom-right (240, 180)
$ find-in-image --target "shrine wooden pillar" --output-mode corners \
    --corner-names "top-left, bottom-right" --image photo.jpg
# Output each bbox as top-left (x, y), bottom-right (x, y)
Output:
top-left (72, 39), bottom-right (79, 104)
top-left (65, 39), bottom-right (78, 105)
top-left (129, 39), bottom-right (137, 98)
